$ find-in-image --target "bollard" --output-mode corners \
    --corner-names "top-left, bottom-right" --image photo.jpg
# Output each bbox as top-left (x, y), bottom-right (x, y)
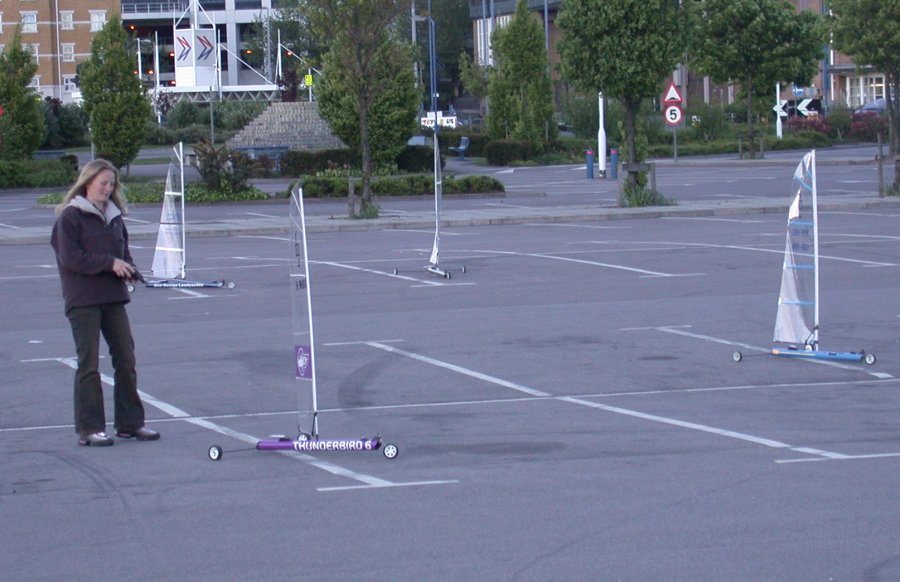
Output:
top-left (585, 150), bottom-right (594, 179)
top-left (610, 149), bottom-right (618, 179)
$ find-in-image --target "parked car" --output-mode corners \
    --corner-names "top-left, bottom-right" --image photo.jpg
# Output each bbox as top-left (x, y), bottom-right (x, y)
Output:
top-left (854, 98), bottom-right (886, 115)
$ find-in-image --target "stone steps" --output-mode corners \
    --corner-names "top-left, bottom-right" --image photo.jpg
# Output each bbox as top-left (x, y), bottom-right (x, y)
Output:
top-left (227, 102), bottom-right (346, 151)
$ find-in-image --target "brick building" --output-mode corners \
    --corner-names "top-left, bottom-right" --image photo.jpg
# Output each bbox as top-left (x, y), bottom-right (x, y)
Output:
top-left (0, 0), bottom-right (117, 101)
top-left (0, 0), bottom-right (277, 104)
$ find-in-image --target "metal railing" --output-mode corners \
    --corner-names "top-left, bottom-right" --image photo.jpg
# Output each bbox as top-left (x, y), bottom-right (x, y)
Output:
top-left (121, 1), bottom-right (187, 14)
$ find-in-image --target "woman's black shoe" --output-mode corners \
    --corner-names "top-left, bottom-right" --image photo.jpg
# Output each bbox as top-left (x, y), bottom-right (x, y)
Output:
top-left (116, 427), bottom-right (160, 441)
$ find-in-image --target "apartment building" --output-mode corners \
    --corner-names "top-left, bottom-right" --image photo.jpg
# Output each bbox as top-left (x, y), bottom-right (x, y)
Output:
top-left (0, 0), bottom-right (117, 101)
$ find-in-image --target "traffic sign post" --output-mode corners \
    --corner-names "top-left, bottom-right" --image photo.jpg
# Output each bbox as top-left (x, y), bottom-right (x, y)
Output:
top-left (774, 83), bottom-right (787, 139)
top-left (664, 104), bottom-right (683, 126)
top-left (663, 83), bottom-right (683, 161)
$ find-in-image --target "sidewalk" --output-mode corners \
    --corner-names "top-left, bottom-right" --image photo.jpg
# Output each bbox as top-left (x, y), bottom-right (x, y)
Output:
top-left (3, 192), bottom-right (898, 246)
top-left (2, 147), bottom-right (897, 246)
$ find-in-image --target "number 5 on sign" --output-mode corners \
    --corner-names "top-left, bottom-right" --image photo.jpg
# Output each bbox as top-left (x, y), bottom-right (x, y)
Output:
top-left (664, 104), bottom-right (683, 126)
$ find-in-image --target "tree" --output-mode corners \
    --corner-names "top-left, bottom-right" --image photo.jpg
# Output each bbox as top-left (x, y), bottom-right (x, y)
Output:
top-left (487, 0), bottom-right (557, 147)
top-left (249, 0), bottom-right (324, 102)
top-left (79, 17), bottom-right (151, 169)
top-left (829, 0), bottom-right (900, 191)
top-left (557, 0), bottom-right (689, 198)
top-left (0, 27), bottom-right (45, 160)
top-left (301, 0), bottom-right (415, 218)
top-left (690, 0), bottom-right (823, 158)
top-left (317, 41), bottom-right (418, 170)
top-left (428, 0), bottom-right (472, 103)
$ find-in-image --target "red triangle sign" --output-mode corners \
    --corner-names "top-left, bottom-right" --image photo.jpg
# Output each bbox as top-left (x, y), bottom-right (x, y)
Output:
top-left (664, 83), bottom-right (683, 104)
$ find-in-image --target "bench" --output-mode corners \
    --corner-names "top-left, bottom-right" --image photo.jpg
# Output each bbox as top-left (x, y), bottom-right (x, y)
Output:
top-left (448, 136), bottom-right (469, 160)
top-left (235, 146), bottom-right (290, 173)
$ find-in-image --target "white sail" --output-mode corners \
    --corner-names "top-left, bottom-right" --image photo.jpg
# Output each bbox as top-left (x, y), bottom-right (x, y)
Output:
top-left (429, 132), bottom-right (442, 267)
top-left (290, 185), bottom-right (318, 438)
top-left (151, 143), bottom-right (186, 279)
top-left (773, 150), bottom-right (819, 348)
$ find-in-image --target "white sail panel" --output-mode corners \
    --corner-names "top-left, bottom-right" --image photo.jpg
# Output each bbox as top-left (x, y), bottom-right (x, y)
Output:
top-left (151, 154), bottom-right (186, 278)
top-left (773, 151), bottom-right (818, 348)
top-left (429, 133), bottom-right (442, 267)
top-left (290, 186), bottom-right (318, 437)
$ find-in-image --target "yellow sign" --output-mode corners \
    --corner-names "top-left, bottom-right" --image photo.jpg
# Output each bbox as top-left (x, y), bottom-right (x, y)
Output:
top-left (304, 74), bottom-right (313, 87)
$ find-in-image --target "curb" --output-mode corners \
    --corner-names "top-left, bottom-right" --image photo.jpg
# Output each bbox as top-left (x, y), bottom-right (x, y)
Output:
top-left (5, 196), bottom-right (898, 246)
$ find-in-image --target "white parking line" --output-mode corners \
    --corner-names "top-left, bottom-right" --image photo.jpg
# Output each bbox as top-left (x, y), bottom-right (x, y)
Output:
top-left (24, 357), bottom-right (454, 491)
top-left (467, 248), bottom-right (702, 278)
top-left (645, 325), bottom-right (892, 379)
top-left (359, 342), bottom-right (860, 462)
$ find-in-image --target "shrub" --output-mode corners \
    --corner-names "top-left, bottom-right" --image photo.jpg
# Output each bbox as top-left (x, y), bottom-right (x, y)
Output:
top-left (785, 115), bottom-right (830, 136)
top-left (144, 121), bottom-right (178, 146)
top-left (396, 145), bottom-right (438, 173)
top-left (0, 159), bottom-right (76, 188)
top-left (184, 182), bottom-right (269, 202)
top-left (848, 112), bottom-right (888, 142)
top-left (684, 105), bottom-right (730, 142)
top-left (166, 101), bottom-right (206, 129)
top-left (621, 184), bottom-right (674, 207)
top-left (214, 101), bottom-right (268, 131)
top-left (825, 104), bottom-right (853, 141)
top-left (444, 175), bottom-right (504, 194)
top-left (299, 173), bottom-right (505, 198)
top-left (281, 148), bottom-right (356, 176)
top-left (176, 124), bottom-right (214, 144)
top-left (484, 139), bottom-right (537, 165)
top-left (192, 139), bottom-right (264, 193)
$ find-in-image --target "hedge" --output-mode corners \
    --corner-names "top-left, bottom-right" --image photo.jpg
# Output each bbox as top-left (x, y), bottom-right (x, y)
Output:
top-left (0, 159), bottom-right (77, 188)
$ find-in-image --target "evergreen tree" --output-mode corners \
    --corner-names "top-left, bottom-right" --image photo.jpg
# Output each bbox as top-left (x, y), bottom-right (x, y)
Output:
top-left (486, 0), bottom-right (556, 147)
top-left (690, 0), bottom-right (823, 158)
top-left (829, 0), bottom-right (899, 184)
top-left (0, 27), bottom-right (46, 160)
top-left (557, 0), bottom-right (689, 197)
top-left (79, 17), bottom-right (151, 169)
top-left (302, 0), bottom-right (414, 218)
top-left (317, 41), bottom-right (418, 171)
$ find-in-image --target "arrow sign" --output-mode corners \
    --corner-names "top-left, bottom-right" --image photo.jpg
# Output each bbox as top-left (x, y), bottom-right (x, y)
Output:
top-left (176, 36), bottom-right (192, 61)
top-left (773, 100), bottom-right (788, 118)
top-left (197, 35), bottom-right (214, 61)
top-left (663, 83), bottom-right (683, 104)
top-left (797, 98), bottom-right (812, 116)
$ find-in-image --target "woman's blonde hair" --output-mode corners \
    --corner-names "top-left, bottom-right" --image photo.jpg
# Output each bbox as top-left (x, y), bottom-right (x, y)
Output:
top-left (55, 159), bottom-right (128, 216)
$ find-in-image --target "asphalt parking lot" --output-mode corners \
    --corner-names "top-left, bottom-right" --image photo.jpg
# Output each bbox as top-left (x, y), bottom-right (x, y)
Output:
top-left (2, 171), bottom-right (899, 579)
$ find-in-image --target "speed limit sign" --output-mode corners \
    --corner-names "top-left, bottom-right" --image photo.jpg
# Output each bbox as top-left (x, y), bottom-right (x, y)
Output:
top-left (664, 104), bottom-right (683, 126)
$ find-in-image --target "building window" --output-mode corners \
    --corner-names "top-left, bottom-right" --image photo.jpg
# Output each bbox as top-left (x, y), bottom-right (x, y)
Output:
top-left (28, 75), bottom-right (40, 90)
top-left (25, 43), bottom-right (38, 62)
top-left (62, 43), bottom-right (74, 62)
top-left (64, 75), bottom-right (77, 92)
top-left (90, 11), bottom-right (106, 32)
top-left (60, 11), bottom-right (74, 31)
top-left (21, 12), bottom-right (38, 33)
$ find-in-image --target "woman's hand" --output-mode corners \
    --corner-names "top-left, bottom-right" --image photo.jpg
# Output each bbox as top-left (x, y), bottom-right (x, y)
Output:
top-left (112, 258), bottom-right (137, 279)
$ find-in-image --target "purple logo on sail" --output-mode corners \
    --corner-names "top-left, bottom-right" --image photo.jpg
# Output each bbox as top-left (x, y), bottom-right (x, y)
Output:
top-left (295, 345), bottom-right (312, 379)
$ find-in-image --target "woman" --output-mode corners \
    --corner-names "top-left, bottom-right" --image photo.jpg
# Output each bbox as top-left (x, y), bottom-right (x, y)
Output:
top-left (51, 159), bottom-right (160, 447)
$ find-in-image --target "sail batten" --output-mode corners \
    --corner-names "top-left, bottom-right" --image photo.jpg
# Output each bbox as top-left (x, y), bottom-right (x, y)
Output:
top-left (773, 150), bottom-right (818, 349)
top-left (151, 143), bottom-right (186, 279)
